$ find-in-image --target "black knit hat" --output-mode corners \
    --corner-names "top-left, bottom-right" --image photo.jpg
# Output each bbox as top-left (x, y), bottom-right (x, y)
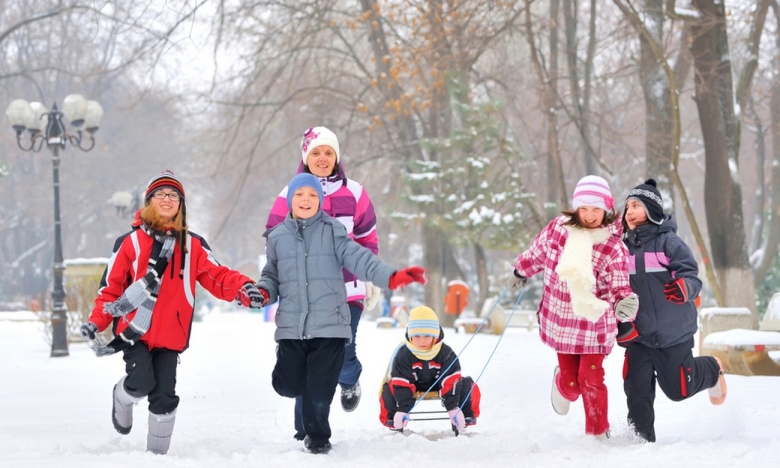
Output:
top-left (625, 179), bottom-right (664, 225)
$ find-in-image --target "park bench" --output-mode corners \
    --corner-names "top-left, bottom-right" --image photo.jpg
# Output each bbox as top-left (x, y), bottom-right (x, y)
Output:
top-left (454, 296), bottom-right (537, 334)
top-left (699, 294), bottom-right (780, 376)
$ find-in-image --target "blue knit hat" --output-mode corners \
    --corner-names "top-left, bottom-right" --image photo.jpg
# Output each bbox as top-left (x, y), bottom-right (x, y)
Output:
top-left (286, 173), bottom-right (324, 211)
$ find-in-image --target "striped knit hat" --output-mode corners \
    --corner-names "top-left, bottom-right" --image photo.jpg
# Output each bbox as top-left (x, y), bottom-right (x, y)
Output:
top-left (572, 175), bottom-right (614, 211)
top-left (145, 170), bottom-right (185, 201)
top-left (625, 178), bottom-right (664, 225)
top-left (301, 126), bottom-right (340, 164)
top-left (406, 306), bottom-right (441, 338)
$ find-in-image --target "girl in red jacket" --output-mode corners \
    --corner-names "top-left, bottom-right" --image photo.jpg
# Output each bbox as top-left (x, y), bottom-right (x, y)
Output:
top-left (80, 170), bottom-right (264, 455)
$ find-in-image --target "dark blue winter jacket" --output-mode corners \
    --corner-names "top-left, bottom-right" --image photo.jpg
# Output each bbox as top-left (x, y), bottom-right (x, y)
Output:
top-left (624, 215), bottom-right (702, 348)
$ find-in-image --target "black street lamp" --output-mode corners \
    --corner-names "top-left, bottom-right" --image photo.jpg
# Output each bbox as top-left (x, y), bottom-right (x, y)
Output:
top-left (5, 95), bottom-right (104, 357)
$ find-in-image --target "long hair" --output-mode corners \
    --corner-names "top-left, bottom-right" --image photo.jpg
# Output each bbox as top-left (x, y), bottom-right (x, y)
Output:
top-left (561, 207), bottom-right (621, 229)
top-left (140, 201), bottom-right (188, 252)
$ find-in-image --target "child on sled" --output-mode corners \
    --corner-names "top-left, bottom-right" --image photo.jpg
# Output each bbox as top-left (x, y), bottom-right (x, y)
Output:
top-left (379, 305), bottom-right (481, 432)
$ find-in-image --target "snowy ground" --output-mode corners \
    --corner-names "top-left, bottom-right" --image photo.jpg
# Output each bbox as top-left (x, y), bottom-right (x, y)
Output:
top-left (2, 308), bottom-right (779, 467)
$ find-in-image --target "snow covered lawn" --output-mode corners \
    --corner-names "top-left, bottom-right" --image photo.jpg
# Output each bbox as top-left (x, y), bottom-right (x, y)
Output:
top-left (1, 309), bottom-right (778, 467)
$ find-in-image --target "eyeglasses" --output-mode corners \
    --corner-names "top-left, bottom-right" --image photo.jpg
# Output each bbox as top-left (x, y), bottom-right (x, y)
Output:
top-left (152, 191), bottom-right (181, 202)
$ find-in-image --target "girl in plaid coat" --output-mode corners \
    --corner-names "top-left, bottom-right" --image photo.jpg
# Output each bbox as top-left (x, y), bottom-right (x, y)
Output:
top-left (508, 175), bottom-right (639, 438)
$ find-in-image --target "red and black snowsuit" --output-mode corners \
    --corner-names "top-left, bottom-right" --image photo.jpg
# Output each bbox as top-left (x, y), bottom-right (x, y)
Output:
top-left (378, 339), bottom-right (481, 427)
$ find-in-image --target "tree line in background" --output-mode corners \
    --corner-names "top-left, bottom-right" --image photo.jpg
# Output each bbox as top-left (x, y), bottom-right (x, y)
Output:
top-left (0, 0), bottom-right (778, 326)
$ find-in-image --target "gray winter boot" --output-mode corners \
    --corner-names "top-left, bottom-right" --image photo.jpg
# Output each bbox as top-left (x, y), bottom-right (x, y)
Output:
top-left (112, 376), bottom-right (141, 435)
top-left (147, 409), bottom-right (177, 455)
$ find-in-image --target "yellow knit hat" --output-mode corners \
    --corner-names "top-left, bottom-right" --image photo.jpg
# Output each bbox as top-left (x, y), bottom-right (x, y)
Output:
top-left (406, 306), bottom-right (440, 338)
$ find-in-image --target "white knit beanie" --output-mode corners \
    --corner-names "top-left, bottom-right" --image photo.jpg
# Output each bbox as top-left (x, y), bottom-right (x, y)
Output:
top-left (301, 126), bottom-right (340, 164)
top-left (572, 175), bottom-right (614, 211)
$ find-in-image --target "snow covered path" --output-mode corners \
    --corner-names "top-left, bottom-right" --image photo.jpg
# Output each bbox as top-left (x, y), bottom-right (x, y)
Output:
top-left (1, 310), bottom-right (778, 467)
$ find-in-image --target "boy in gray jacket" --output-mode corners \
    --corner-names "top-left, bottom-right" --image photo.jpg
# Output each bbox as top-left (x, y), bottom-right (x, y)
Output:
top-left (256, 173), bottom-right (425, 454)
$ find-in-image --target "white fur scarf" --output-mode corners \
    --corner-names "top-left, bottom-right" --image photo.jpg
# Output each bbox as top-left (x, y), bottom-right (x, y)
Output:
top-left (555, 226), bottom-right (611, 322)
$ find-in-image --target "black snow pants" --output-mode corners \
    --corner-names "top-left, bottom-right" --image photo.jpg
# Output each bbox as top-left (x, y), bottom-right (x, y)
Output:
top-left (122, 342), bottom-right (180, 415)
top-left (623, 337), bottom-right (721, 442)
top-left (272, 338), bottom-right (346, 443)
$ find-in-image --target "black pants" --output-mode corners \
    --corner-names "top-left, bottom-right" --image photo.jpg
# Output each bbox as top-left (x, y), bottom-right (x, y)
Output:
top-left (272, 338), bottom-right (346, 443)
top-left (623, 338), bottom-right (720, 442)
top-left (122, 342), bottom-right (180, 415)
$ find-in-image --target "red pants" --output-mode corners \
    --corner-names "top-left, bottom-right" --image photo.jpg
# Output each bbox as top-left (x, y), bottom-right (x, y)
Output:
top-left (556, 353), bottom-right (609, 435)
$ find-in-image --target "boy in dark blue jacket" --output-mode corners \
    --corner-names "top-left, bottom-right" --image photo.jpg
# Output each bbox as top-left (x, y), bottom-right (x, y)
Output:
top-left (621, 179), bottom-right (727, 443)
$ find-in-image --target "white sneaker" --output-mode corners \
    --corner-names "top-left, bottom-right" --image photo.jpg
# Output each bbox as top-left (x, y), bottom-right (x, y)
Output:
top-left (593, 430), bottom-right (611, 440)
top-left (551, 366), bottom-right (570, 416)
top-left (708, 357), bottom-right (727, 405)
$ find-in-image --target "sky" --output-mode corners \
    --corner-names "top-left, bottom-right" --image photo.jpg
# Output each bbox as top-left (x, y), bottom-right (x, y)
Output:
top-left (2, 306), bottom-right (779, 468)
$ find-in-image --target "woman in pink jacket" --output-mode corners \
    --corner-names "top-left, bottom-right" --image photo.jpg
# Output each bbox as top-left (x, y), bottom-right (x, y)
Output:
top-left (507, 175), bottom-right (639, 439)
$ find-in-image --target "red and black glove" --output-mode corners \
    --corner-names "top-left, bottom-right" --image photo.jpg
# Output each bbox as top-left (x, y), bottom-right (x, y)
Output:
top-left (236, 283), bottom-right (269, 309)
top-left (616, 321), bottom-right (639, 348)
top-left (663, 278), bottom-right (689, 304)
top-left (388, 266), bottom-right (427, 290)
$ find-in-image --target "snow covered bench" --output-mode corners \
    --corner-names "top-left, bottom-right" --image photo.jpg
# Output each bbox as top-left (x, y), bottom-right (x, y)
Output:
top-left (699, 295), bottom-right (780, 376)
top-left (453, 296), bottom-right (536, 335)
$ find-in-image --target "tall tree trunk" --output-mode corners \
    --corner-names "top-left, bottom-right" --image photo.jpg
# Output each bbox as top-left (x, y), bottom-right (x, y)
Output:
top-left (562, 0), bottom-right (596, 174)
top-left (639, 0), bottom-right (674, 198)
top-left (690, 0), bottom-right (756, 322)
top-left (754, 1), bottom-right (780, 284)
top-left (423, 224), bottom-right (448, 326)
top-left (613, 0), bottom-right (723, 306)
top-left (747, 97), bottom-right (767, 254)
top-left (526, 0), bottom-right (567, 214)
top-left (547, 0), bottom-right (564, 218)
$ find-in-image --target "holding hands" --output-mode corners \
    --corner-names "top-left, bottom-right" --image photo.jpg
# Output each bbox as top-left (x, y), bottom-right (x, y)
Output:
top-left (236, 283), bottom-right (269, 309)
top-left (615, 293), bottom-right (639, 321)
top-left (388, 266), bottom-right (427, 290)
top-left (80, 322), bottom-right (98, 341)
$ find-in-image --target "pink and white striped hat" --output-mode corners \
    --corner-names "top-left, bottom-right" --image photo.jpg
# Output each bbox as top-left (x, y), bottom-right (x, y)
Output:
top-left (572, 175), bottom-right (614, 211)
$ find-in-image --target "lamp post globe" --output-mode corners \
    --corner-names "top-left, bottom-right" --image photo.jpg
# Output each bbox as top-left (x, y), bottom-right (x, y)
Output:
top-left (4, 95), bottom-right (103, 357)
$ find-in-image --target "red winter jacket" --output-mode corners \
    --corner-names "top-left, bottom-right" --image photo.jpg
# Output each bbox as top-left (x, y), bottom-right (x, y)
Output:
top-left (89, 220), bottom-right (253, 352)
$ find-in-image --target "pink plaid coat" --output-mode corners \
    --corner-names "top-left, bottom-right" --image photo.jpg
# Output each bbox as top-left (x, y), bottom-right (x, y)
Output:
top-left (514, 216), bottom-right (632, 355)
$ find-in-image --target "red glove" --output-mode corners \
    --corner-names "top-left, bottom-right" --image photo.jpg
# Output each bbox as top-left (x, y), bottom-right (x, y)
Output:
top-left (388, 266), bottom-right (427, 290)
top-left (236, 283), bottom-right (269, 309)
top-left (663, 278), bottom-right (688, 304)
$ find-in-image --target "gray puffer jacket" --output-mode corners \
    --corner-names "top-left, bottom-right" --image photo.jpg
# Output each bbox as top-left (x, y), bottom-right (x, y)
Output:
top-left (259, 210), bottom-right (395, 342)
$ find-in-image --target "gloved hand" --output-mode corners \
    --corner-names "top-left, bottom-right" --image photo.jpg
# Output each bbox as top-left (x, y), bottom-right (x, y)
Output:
top-left (447, 408), bottom-right (466, 431)
top-left (393, 411), bottom-right (409, 430)
top-left (388, 266), bottom-right (427, 290)
top-left (506, 270), bottom-right (527, 291)
top-left (80, 322), bottom-right (98, 341)
top-left (616, 321), bottom-right (639, 348)
top-left (364, 281), bottom-right (383, 311)
top-left (615, 293), bottom-right (639, 321)
top-left (236, 283), bottom-right (268, 309)
top-left (664, 278), bottom-right (689, 304)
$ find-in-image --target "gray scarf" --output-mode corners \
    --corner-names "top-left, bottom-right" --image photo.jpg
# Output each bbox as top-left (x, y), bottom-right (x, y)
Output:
top-left (92, 229), bottom-right (176, 356)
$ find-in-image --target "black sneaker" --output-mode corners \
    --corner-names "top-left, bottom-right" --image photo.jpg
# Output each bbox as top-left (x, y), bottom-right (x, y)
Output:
top-left (340, 382), bottom-right (361, 412)
top-left (293, 431), bottom-right (306, 441)
top-left (464, 417), bottom-right (477, 427)
top-left (304, 436), bottom-right (332, 454)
